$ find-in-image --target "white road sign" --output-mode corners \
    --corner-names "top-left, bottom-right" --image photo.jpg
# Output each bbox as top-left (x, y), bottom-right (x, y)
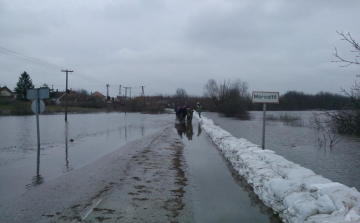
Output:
top-left (252, 91), bottom-right (279, 104)
top-left (27, 88), bottom-right (49, 100)
top-left (31, 100), bottom-right (45, 114)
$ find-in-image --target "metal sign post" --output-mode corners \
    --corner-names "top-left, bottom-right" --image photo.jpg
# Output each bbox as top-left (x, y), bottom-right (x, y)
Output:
top-left (27, 88), bottom-right (49, 149)
top-left (262, 103), bottom-right (266, 150)
top-left (36, 91), bottom-right (40, 149)
top-left (252, 91), bottom-right (279, 150)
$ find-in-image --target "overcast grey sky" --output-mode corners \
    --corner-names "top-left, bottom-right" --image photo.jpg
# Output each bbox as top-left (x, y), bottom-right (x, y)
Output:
top-left (1, 0), bottom-right (359, 97)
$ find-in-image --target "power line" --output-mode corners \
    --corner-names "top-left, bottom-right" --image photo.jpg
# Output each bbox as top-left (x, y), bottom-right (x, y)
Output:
top-left (0, 46), bottom-right (122, 87)
top-left (0, 49), bottom-right (64, 71)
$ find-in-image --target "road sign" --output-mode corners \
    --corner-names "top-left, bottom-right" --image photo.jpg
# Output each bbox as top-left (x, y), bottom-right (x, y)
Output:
top-left (252, 91), bottom-right (279, 104)
top-left (252, 91), bottom-right (280, 150)
top-left (27, 88), bottom-right (49, 100)
top-left (31, 99), bottom-right (45, 114)
top-left (27, 88), bottom-right (49, 151)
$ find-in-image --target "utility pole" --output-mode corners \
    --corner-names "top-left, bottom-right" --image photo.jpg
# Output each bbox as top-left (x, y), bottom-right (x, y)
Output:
top-left (129, 87), bottom-right (132, 99)
top-left (141, 86), bottom-right (146, 112)
top-left (123, 87), bottom-right (130, 114)
top-left (119, 85), bottom-right (122, 95)
top-left (61, 70), bottom-right (73, 122)
top-left (106, 84), bottom-right (109, 103)
top-left (141, 86), bottom-right (145, 97)
top-left (123, 87), bottom-right (130, 98)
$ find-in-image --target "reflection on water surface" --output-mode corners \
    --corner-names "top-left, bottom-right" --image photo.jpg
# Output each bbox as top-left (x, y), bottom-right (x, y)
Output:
top-left (0, 112), bottom-right (173, 200)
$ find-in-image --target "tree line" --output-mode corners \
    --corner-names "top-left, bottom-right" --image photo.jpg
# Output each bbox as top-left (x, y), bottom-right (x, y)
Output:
top-left (250, 91), bottom-right (350, 111)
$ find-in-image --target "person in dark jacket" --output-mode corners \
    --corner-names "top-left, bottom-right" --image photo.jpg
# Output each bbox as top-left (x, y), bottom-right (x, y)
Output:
top-left (178, 106), bottom-right (183, 120)
top-left (174, 105), bottom-right (180, 118)
top-left (186, 106), bottom-right (193, 123)
top-left (182, 106), bottom-right (187, 122)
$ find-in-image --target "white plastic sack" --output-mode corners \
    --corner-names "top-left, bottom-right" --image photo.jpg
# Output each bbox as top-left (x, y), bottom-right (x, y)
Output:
top-left (344, 205), bottom-right (360, 221)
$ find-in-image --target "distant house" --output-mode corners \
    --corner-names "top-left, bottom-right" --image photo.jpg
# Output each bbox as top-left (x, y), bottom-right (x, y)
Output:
top-left (0, 86), bottom-right (14, 100)
top-left (51, 91), bottom-right (66, 104)
top-left (92, 91), bottom-right (106, 101)
top-left (59, 92), bottom-right (79, 103)
top-left (76, 95), bottom-right (96, 102)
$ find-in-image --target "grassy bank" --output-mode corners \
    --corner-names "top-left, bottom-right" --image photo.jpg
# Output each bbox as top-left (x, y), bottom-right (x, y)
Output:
top-left (0, 102), bottom-right (107, 116)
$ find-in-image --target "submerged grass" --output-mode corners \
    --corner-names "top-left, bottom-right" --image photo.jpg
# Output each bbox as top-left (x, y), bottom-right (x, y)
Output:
top-left (0, 102), bottom-right (107, 116)
top-left (266, 112), bottom-right (301, 121)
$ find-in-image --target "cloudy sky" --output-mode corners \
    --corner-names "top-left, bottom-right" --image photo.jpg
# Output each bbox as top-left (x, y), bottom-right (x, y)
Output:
top-left (1, 0), bottom-right (359, 98)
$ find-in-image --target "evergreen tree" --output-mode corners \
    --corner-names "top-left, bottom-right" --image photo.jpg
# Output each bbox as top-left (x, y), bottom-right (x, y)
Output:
top-left (14, 71), bottom-right (34, 101)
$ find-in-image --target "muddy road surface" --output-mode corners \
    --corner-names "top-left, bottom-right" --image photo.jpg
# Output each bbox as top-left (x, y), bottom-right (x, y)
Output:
top-left (0, 126), bottom-right (194, 222)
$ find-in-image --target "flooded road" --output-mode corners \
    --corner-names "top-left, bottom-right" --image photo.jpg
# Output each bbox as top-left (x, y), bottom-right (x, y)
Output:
top-left (204, 111), bottom-right (360, 189)
top-left (1, 112), bottom-right (283, 222)
top-left (0, 113), bottom-right (173, 200)
top-left (178, 120), bottom-right (281, 223)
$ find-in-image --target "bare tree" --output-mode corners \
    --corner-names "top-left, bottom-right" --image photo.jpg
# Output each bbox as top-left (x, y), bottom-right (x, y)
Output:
top-left (75, 88), bottom-right (89, 95)
top-left (204, 78), bottom-right (249, 116)
top-left (314, 31), bottom-right (360, 136)
top-left (332, 31), bottom-right (360, 70)
top-left (204, 79), bottom-right (220, 109)
top-left (174, 88), bottom-right (188, 98)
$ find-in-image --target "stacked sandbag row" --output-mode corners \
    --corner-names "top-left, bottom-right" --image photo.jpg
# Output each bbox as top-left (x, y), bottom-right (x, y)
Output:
top-left (196, 115), bottom-right (360, 223)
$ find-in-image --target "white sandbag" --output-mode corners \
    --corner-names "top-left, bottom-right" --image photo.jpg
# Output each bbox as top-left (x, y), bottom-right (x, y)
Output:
top-left (287, 167), bottom-right (316, 180)
top-left (309, 182), bottom-right (344, 196)
top-left (304, 210), bottom-right (347, 223)
top-left (270, 159), bottom-right (296, 175)
top-left (276, 165), bottom-right (316, 180)
top-left (253, 149), bottom-right (275, 156)
top-left (283, 192), bottom-right (315, 209)
top-left (344, 205), bottom-right (360, 221)
top-left (316, 195), bottom-right (337, 214)
top-left (270, 199), bottom-right (287, 213)
top-left (282, 192), bottom-right (318, 223)
top-left (268, 178), bottom-right (302, 201)
top-left (313, 183), bottom-right (360, 210)
top-left (263, 153), bottom-right (289, 164)
top-left (300, 175), bottom-right (333, 191)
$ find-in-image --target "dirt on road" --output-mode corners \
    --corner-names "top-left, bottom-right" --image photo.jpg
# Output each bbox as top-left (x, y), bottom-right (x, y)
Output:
top-left (0, 126), bottom-right (194, 223)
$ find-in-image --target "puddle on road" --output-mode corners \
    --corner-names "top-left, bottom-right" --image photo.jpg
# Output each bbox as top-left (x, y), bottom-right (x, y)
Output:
top-left (178, 119), bottom-right (281, 223)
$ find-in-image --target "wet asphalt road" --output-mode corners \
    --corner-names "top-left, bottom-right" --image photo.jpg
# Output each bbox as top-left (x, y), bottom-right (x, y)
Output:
top-left (0, 125), bottom-right (192, 222)
top-left (0, 117), bottom-right (280, 222)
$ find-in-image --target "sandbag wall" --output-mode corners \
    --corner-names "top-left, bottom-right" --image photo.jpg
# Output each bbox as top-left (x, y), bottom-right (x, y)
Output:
top-left (195, 114), bottom-right (360, 223)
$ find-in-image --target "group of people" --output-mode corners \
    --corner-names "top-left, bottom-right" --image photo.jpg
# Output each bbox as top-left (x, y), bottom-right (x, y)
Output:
top-left (174, 102), bottom-right (202, 123)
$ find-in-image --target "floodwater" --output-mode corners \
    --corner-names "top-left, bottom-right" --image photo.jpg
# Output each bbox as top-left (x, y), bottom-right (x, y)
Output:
top-left (2, 111), bottom-right (358, 222)
top-left (204, 111), bottom-right (360, 189)
top-left (0, 112), bottom-right (173, 200)
top-left (178, 120), bottom-right (281, 223)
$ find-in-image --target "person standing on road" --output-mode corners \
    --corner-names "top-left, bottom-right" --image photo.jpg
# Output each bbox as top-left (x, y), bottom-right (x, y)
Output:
top-left (178, 106), bottom-right (183, 120)
top-left (197, 102), bottom-right (202, 118)
top-left (186, 106), bottom-right (193, 123)
top-left (182, 106), bottom-right (187, 122)
top-left (174, 105), bottom-right (180, 118)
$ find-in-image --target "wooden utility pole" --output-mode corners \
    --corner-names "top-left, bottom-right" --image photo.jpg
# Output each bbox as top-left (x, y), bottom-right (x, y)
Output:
top-left (106, 84), bottom-right (109, 103)
top-left (61, 70), bottom-right (73, 122)
top-left (141, 86), bottom-right (146, 112)
top-left (123, 87), bottom-right (130, 114)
